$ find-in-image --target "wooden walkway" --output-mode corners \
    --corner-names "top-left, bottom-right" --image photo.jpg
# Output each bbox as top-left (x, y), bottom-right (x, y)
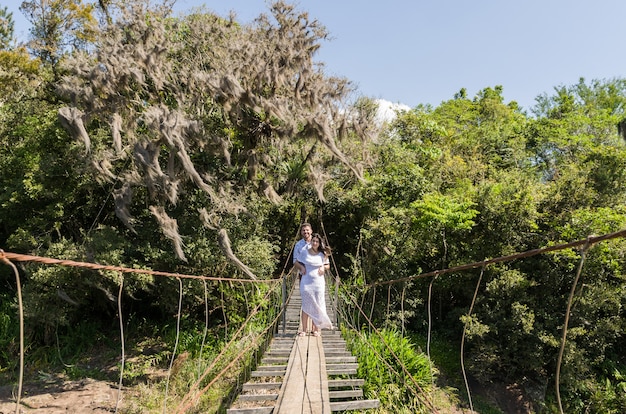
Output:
top-left (227, 281), bottom-right (379, 413)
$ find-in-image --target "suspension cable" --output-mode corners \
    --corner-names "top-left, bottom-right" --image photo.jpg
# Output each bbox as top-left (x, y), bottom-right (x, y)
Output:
top-left (1, 252), bottom-right (23, 414)
top-left (174, 279), bottom-right (283, 412)
top-left (341, 288), bottom-right (438, 412)
top-left (163, 277), bottom-right (184, 414)
top-left (114, 274), bottom-right (125, 414)
top-left (460, 265), bottom-right (485, 414)
top-left (555, 241), bottom-right (590, 414)
top-left (174, 287), bottom-right (285, 414)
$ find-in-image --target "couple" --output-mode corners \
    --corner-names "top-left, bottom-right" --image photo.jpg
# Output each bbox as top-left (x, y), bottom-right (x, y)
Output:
top-left (293, 223), bottom-right (333, 337)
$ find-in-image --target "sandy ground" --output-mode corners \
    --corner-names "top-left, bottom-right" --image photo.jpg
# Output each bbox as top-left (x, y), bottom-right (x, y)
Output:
top-left (0, 379), bottom-right (120, 414)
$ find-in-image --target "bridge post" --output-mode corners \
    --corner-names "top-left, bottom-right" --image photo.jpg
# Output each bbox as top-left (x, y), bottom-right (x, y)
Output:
top-left (281, 274), bottom-right (287, 334)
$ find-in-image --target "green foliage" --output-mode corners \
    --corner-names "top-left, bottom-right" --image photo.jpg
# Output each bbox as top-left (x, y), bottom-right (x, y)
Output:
top-left (234, 236), bottom-right (280, 279)
top-left (0, 6), bottom-right (14, 50)
top-left (410, 192), bottom-right (479, 232)
top-left (345, 327), bottom-right (434, 412)
top-left (0, 293), bottom-right (20, 375)
top-left (20, 0), bottom-right (97, 68)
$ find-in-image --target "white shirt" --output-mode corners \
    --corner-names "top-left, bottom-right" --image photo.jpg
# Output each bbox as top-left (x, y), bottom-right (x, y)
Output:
top-left (293, 238), bottom-right (311, 265)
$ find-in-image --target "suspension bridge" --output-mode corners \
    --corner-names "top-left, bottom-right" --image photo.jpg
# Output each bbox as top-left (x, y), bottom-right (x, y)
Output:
top-left (226, 279), bottom-right (379, 413)
top-left (3, 228), bottom-right (626, 413)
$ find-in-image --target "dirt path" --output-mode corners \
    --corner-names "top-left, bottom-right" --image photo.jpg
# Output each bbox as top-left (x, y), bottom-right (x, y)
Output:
top-left (0, 379), bottom-right (119, 413)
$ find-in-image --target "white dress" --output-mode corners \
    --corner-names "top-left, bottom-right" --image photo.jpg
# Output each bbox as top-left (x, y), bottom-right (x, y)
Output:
top-left (299, 249), bottom-right (333, 330)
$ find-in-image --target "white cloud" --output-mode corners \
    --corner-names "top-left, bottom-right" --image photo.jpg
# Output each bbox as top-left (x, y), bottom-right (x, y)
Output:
top-left (374, 99), bottom-right (411, 125)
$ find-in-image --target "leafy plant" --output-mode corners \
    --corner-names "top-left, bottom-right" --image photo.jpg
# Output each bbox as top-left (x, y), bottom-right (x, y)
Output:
top-left (345, 327), bottom-right (434, 412)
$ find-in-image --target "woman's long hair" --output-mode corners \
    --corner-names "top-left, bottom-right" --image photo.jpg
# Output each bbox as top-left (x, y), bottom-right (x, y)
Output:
top-left (311, 233), bottom-right (332, 257)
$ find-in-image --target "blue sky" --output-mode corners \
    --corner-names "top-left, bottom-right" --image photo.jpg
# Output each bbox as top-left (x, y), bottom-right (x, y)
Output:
top-left (7, 0), bottom-right (626, 111)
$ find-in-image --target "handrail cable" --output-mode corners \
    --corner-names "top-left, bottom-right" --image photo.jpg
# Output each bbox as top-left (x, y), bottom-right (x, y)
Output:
top-left (366, 228), bottom-right (626, 287)
top-left (426, 274), bottom-right (439, 398)
top-left (174, 283), bottom-right (288, 414)
top-left (114, 274), bottom-right (125, 414)
top-left (0, 251), bottom-right (278, 284)
top-left (174, 279), bottom-right (284, 412)
top-left (197, 279), bottom-right (209, 376)
top-left (176, 238), bottom-right (299, 412)
top-left (163, 277), bottom-right (184, 414)
top-left (321, 213), bottom-right (437, 411)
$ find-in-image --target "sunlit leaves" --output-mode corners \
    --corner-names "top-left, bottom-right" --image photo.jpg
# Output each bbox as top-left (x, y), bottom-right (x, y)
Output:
top-left (410, 192), bottom-right (478, 232)
top-left (20, 0), bottom-right (97, 66)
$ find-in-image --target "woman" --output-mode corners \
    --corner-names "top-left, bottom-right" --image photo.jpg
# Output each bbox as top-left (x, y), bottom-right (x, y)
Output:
top-left (296, 233), bottom-right (333, 337)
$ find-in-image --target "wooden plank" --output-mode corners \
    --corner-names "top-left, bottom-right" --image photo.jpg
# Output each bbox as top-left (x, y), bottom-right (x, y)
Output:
top-left (274, 335), bottom-right (308, 413)
top-left (250, 369), bottom-right (285, 377)
top-left (326, 368), bottom-right (357, 375)
top-left (324, 351), bottom-right (353, 357)
top-left (322, 344), bottom-right (346, 349)
top-left (242, 382), bottom-right (282, 391)
top-left (255, 364), bottom-right (287, 371)
top-left (238, 393), bottom-right (278, 402)
top-left (327, 379), bottom-right (365, 388)
top-left (270, 340), bottom-right (295, 346)
top-left (269, 346), bottom-right (293, 351)
top-left (262, 357), bottom-right (290, 364)
top-left (226, 407), bottom-right (273, 414)
top-left (325, 356), bottom-right (356, 363)
top-left (264, 351), bottom-right (291, 356)
top-left (330, 399), bottom-right (380, 411)
top-left (325, 363), bottom-right (358, 370)
top-left (328, 389), bottom-right (363, 399)
top-left (307, 336), bottom-right (331, 413)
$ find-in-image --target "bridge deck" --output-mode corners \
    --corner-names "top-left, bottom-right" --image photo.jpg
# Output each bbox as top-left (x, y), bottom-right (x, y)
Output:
top-left (274, 334), bottom-right (330, 413)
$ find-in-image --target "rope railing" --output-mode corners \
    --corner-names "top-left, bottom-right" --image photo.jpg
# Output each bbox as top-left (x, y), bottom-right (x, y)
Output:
top-left (320, 218), bottom-right (439, 412)
top-left (1, 255), bottom-right (24, 412)
top-left (365, 228), bottom-right (626, 287)
top-left (459, 265), bottom-right (485, 414)
top-left (0, 250), bottom-right (279, 284)
top-left (174, 279), bottom-right (287, 413)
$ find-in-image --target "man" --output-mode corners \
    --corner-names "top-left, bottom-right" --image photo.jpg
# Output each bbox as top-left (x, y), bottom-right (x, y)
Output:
top-left (293, 222), bottom-right (313, 272)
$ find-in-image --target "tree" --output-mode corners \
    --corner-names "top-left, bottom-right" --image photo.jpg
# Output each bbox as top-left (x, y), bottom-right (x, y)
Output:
top-left (20, 0), bottom-right (97, 72)
top-left (0, 6), bottom-right (15, 50)
top-left (56, 1), bottom-right (375, 264)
